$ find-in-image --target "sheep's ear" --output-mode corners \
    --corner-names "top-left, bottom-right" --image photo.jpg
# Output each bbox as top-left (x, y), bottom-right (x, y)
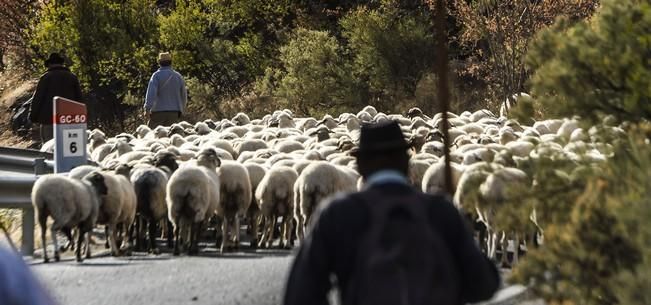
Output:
top-left (215, 156), bottom-right (222, 167)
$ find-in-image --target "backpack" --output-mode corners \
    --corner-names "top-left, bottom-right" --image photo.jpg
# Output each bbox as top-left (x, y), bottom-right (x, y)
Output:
top-left (346, 189), bottom-right (460, 305)
top-left (11, 98), bottom-right (32, 133)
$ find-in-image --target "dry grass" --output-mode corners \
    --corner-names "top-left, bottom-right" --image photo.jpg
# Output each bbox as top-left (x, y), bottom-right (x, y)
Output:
top-left (0, 70), bottom-right (36, 148)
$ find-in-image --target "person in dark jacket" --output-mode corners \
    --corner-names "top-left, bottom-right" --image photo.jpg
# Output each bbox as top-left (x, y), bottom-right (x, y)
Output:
top-left (284, 121), bottom-right (500, 305)
top-left (29, 53), bottom-right (83, 144)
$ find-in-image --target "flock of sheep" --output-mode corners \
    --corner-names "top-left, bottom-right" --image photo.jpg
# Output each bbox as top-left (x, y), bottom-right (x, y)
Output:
top-left (32, 102), bottom-right (624, 265)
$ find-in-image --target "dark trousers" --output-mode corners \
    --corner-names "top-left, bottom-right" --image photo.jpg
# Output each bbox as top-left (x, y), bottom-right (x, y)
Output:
top-left (40, 124), bottom-right (54, 144)
top-left (148, 111), bottom-right (181, 128)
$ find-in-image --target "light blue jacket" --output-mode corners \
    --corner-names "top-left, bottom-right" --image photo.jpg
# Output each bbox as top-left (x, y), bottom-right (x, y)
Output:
top-left (144, 66), bottom-right (187, 113)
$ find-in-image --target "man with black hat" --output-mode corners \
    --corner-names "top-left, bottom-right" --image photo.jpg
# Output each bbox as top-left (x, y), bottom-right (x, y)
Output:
top-left (30, 53), bottom-right (83, 144)
top-left (284, 121), bottom-right (500, 305)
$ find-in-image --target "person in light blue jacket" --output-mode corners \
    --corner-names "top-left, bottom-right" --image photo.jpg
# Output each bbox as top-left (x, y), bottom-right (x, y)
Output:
top-left (144, 52), bottom-right (187, 128)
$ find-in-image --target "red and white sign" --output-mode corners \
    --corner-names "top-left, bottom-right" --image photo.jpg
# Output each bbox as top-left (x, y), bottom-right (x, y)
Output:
top-left (53, 96), bottom-right (88, 172)
top-left (53, 97), bottom-right (87, 125)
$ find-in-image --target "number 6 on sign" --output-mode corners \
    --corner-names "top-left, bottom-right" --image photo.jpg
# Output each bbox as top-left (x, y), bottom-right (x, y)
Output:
top-left (62, 128), bottom-right (83, 157)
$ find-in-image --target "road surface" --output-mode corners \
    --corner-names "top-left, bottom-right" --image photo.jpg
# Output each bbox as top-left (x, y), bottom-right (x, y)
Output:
top-left (31, 248), bottom-right (294, 305)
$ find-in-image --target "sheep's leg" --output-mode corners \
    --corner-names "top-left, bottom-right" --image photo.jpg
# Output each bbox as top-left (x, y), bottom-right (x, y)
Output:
top-left (39, 213), bottom-right (49, 264)
top-left (500, 232), bottom-right (510, 267)
top-left (123, 223), bottom-right (133, 256)
top-left (233, 216), bottom-right (240, 251)
top-left (269, 216), bottom-right (278, 249)
top-left (62, 227), bottom-right (74, 252)
top-left (134, 216), bottom-right (142, 251)
top-left (84, 232), bottom-right (92, 259)
top-left (257, 216), bottom-right (268, 248)
top-left (188, 221), bottom-right (200, 256)
top-left (283, 215), bottom-right (294, 250)
top-left (107, 224), bottom-right (121, 257)
top-left (104, 226), bottom-right (110, 249)
top-left (220, 217), bottom-right (229, 254)
top-left (513, 232), bottom-right (520, 266)
top-left (250, 212), bottom-right (259, 249)
top-left (166, 220), bottom-right (174, 249)
top-left (295, 214), bottom-right (304, 242)
top-left (75, 229), bottom-right (85, 263)
top-left (149, 219), bottom-right (160, 255)
top-left (50, 226), bottom-right (60, 262)
top-left (289, 217), bottom-right (297, 247)
top-left (173, 218), bottom-right (181, 256)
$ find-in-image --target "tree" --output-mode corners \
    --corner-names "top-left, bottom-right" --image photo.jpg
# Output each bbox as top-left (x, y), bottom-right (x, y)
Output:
top-left (453, 0), bottom-right (597, 111)
top-left (0, 0), bottom-right (39, 69)
top-left (528, 0), bottom-right (651, 123)
top-left (268, 28), bottom-right (355, 116)
top-left (30, 0), bottom-right (160, 129)
top-left (340, 2), bottom-right (436, 111)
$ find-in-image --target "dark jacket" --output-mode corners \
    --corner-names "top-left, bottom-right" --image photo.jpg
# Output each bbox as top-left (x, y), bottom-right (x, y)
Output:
top-left (284, 183), bottom-right (500, 305)
top-left (29, 66), bottom-right (83, 124)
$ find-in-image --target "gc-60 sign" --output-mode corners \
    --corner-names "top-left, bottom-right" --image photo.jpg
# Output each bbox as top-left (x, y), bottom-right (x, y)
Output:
top-left (53, 97), bottom-right (87, 173)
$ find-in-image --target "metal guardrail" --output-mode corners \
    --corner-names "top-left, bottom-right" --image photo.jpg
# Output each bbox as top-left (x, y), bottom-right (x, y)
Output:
top-left (0, 146), bottom-right (54, 160)
top-left (0, 147), bottom-right (53, 256)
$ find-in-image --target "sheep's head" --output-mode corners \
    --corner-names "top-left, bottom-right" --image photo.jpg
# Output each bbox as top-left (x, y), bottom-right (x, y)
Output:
top-left (197, 148), bottom-right (222, 169)
top-left (169, 124), bottom-right (186, 137)
top-left (406, 107), bottom-right (423, 119)
top-left (154, 151), bottom-right (179, 172)
top-left (85, 172), bottom-right (108, 196)
top-left (114, 163), bottom-right (133, 177)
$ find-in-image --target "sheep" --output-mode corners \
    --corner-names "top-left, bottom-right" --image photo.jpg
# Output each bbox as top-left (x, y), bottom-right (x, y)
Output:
top-left (408, 159), bottom-right (430, 188)
top-left (91, 170), bottom-right (137, 257)
top-left (32, 173), bottom-right (107, 263)
top-left (130, 165), bottom-right (173, 254)
top-left (275, 140), bottom-right (305, 154)
top-left (243, 163), bottom-right (268, 248)
top-left (167, 148), bottom-right (221, 255)
top-left (256, 166), bottom-right (299, 249)
top-left (235, 139), bottom-right (268, 157)
top-left (88, 129), bottom-right (107, 152)
top-left (421, 161), bottom-right (464, 195)
top-left (216, 161), bottom-right (252, 252)
top-left (294, 161), bottom-right (358, 240)
top-left (232, 112), bottom-right (251, 125)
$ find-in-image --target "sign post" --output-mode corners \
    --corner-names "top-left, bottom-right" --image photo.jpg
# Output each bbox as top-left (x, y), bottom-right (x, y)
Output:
top-left (53, 97), bottom-right (87, 173)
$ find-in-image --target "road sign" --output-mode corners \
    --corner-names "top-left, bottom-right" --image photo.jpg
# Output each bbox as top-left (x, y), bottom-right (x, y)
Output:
top-left (53, 97), bottom-right (87, 173)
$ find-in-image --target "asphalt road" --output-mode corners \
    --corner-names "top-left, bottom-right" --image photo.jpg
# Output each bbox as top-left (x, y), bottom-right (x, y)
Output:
top-left (31, 248), bottom-right (294, 305)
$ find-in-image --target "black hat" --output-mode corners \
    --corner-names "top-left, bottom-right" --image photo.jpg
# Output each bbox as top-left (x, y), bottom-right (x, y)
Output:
top-left (44, 53), bottom-right (65, 67)
top-left (352, 121), bottom-right (410, 156)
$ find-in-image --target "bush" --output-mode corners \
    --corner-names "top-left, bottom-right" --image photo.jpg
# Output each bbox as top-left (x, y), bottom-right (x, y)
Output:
top-left (528, 0), bottom-right (651, 124)
top-left (263, 28), bottom-right (357, 117)
top-left (341, 3), bottom-right (435, 111)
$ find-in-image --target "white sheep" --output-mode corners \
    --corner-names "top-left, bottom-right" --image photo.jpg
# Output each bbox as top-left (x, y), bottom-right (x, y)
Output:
top-left (255, 166), bottom-right (299, 249)
top-left (243, 162), bottom-right (268, 248)
top-left (32, 173), bottom-right (107, 263)
top-left (294, 161), bottom-right (357, 240)
top-left (167, 148), bottom-right (221, 255)
top-left (216, 160), bottom-right (252, 252)
top-left (92, 170), bottom-right (137, 257)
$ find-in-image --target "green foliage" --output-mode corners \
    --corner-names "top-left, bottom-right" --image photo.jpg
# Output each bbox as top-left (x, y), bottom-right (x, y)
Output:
top-left (528, 0), bottom-right (651, 124)
top-left (341, 3), bottom-right (435, 108)
top-left (31, 0), bottom-right (158, 92)
top-left (511, 125), bottom-right (651, 305)
top-left (269, 28), bottom-right (356, 116)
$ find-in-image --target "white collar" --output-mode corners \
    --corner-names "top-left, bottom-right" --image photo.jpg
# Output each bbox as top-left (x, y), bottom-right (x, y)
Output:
top-left (364, 170), bottom-right (409, 189)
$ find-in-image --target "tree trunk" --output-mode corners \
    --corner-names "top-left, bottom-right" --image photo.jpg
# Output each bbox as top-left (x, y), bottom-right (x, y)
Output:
top-left (0, 48), bottom-right (5, 72)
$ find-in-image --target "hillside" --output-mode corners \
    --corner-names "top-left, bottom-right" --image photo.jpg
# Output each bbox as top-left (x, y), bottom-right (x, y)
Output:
top-left (0, 71), bottom-right (36, 148)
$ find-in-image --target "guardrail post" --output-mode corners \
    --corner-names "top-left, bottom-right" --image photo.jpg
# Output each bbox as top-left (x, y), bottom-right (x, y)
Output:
top-left (20, 159), bottom-right (46, 256)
